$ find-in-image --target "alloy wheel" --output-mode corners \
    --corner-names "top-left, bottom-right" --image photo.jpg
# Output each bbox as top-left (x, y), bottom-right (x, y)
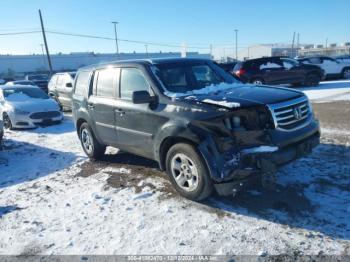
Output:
top-left (343, 69), bottom-right (350, 79)
top-left (81, 128), bottom-right (93, 154)
top-left (253, 80), bottom-right (263, 85)
top-left (170, 153), bottom-right (199, 192)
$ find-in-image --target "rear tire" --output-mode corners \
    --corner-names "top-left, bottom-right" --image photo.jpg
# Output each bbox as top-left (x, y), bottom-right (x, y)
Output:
top-left (165, 143), bottom-right (213, 201)
top-left (79, 122), bottom-right (106, 160)
top-left (303, 74), bottom-right (320, 87)
top-left (251, 78), bottom-right (264, 85)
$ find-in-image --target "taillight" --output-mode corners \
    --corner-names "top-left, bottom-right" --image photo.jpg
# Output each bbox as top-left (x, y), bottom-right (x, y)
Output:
top-left (235, 68), bottom-right (246, 77)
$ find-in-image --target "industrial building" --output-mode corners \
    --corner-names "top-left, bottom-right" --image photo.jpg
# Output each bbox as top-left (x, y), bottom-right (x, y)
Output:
top-left (0, 51), bottom-right (211, 77)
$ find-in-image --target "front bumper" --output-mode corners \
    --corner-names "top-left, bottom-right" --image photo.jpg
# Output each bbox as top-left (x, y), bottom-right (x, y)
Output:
top-left (9, 112), bottom-right (63, 129)
top-left (199, 119), bottom-right (320, 196)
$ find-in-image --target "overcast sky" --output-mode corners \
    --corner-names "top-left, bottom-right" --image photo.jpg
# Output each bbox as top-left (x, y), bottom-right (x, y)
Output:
top-left (0, 0), bottom-right (349, 56)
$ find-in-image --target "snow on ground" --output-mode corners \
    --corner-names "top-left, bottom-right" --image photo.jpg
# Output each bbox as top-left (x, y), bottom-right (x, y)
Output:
top-left (301, 80), bottom-right (350, 102)
top-left (0, 81), bottom-right (350, 255)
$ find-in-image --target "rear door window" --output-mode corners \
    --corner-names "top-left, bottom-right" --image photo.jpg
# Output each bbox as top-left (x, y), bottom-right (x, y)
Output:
top-left (74, 71), bottom-right (91, 96)
top-left (95, 68), bottom-right (119, 98)
top-left (120, 68), bottom-right (150, 100)
top-left (233, 62), bottom-right (242, 72)
top-left (260, 59), bottom-right (283, 70)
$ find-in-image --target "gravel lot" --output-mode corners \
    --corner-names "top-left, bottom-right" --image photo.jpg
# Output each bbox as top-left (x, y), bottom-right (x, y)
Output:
top-left (0, 82), bottom-right (349, 255)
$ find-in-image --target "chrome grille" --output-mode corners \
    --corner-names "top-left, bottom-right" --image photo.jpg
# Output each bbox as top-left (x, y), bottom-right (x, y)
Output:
top-left (269, 97), bottom-right (310, 131)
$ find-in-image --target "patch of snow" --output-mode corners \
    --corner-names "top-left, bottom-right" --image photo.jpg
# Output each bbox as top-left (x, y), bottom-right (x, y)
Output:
top-left (202, 99), bottom-right (240, 108)
top-left (301, 80), bottom-right (350, 102)
top-left (164, 82), bottom-right (243, 98)
top-left (260, 62), bottom-right (282, 70)
top-left (0, 114), bottom-right (349, 255)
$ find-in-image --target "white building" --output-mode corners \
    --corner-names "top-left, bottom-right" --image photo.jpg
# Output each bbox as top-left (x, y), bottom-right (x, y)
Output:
top-left (298, 42), bottom-right (350, 57)
top-left (237, 44), bottom-right (299, 61)
top-left (0, 51), bottom-right (211, 77)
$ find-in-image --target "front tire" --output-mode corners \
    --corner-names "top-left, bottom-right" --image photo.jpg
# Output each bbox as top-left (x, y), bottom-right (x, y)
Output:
top-left (3, 113), bottom-right (13, 130)
top-left (303, 74), bottom-right (320, 87)
top-left (166, 143), bottom-right (213, 201)
top-left (79, 122), bottom-right (106, 160)
top-left (342, 68), bottom-right (350, 79)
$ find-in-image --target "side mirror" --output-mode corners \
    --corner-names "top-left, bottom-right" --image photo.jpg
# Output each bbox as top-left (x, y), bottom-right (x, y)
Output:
top-left (132, 90), bottom-right (153, 104)
top-left (66, 83), bottom-right (73, 88)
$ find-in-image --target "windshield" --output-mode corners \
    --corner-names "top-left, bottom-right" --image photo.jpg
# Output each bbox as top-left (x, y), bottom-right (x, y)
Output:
top-left (151, 61), bottom-right (241, 97)
top-left (27, 75), bottom-right (48, 81)
top-left (3, 87), bottom-right (49, 100)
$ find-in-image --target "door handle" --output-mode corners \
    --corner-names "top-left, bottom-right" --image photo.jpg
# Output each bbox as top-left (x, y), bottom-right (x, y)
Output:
top-left (88, 103), bottom-right (94, 109)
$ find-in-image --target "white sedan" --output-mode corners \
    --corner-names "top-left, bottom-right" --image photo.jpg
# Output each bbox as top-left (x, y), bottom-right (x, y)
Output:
top-left (0, 85), bottom-right (63, 129)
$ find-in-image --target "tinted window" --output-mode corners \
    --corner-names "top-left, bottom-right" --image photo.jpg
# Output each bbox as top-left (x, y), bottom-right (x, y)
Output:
top-left (152, 61), bottom-right (238, 94)
top-left (120, 68), bottom-right (149, 99)
top-left (57, 75), bottom-right (64, 86)
top-left (96, 68), bottom-right (118, 97)
top-left (308, 57), bottom-right (322, 64)
top-left (193, 65), bottom-right (222, 84)
top-left (260, 59), bottom-right (283, 70)
top-left (322, 57), bottom-right (337, 63)
top-left (28, 75), bottom-right (48, 81)
top-left (281, 58), bottom-right (298, 69)
top-left (74, 71), bottom-right (90, 96)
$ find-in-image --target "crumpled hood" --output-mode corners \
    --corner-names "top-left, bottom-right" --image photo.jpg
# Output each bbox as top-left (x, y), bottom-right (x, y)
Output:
top-left (6, 98), bottom-right (59, 113)
top-left (180, 84), bottom-right (304, 109)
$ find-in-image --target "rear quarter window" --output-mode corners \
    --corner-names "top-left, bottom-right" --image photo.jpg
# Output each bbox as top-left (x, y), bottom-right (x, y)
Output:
top-left (233, 62), bottom-right (242, 71)
top-left (74, 71), bottom-right (91, 96)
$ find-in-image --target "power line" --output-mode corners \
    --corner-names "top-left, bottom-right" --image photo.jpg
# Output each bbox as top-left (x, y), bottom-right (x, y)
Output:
top-left (45, 30), bottom-right (210, 49)
top-left (0, 30), bottom-right (41, 36)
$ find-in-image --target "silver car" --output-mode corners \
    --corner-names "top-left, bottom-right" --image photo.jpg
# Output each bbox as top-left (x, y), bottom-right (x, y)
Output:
top-left (0, 85), bottom-right (63, 129)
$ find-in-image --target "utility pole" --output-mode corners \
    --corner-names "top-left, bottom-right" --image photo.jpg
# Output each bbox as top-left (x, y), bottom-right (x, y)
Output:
top-left (325, 38), bottom-right (328, 55)
top-left (297, 33), bottom-right (300, 47)
top-left (296, 33), bottom-right (300, 57)
top-left (209, 44), bottom-right (213, 59)
top-left (38, 9), bottom-right (53, 75)
top-left (234, 29), bottom-right (238, 60)
top-left (291, 31), bottom-right (296, 58)
top-left (40, 44), bottom-right (46, 69)
top-left (111, 21), bottom-right (120, 59)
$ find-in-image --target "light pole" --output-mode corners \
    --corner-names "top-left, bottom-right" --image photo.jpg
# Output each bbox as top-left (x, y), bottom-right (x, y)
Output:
top-left (111, 21), bottom-right (120, 59)
top-left (234, 29), bottom-right (238, 60)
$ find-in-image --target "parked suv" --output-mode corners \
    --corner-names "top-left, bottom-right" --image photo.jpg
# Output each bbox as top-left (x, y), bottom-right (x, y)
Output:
top-left (48, 72), bottom-right (76, 110)
top-left (233, 57), bottom-right (324, 86)
top-left (298, 56), bottom-right (350, 79)
top-left (72, 58), bottom-right (320, 201)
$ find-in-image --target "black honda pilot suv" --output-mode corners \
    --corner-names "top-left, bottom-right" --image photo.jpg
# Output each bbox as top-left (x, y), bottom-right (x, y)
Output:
top-left (72, 58), bottom-right (320, 201)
